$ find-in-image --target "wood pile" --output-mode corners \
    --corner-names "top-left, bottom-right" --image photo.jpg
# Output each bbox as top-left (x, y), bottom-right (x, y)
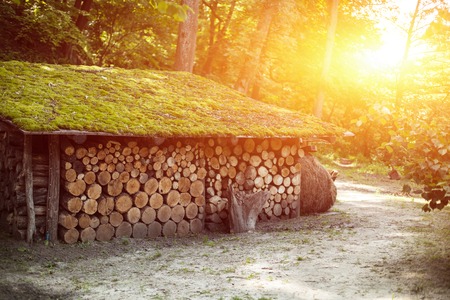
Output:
top-left (202, 137), bottom-right (304, 231)
top-left (0, 128), bottom-right (49, 239)
top-left (0, 128), bottom-right (24, 214)
top-left (59, 138), bottom-right (205, 243)
top-left (1, 130), bottom-right (325, 242)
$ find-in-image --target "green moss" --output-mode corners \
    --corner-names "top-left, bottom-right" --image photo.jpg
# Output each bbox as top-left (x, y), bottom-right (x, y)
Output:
top-left (0, 61), bottom-right (341, 137)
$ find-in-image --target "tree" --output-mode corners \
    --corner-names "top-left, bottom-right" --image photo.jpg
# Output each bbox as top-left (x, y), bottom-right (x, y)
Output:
top-left (63, 0), bottom-right (94, 63)
top-left (314, 0), bottom-right (339, 119)
top-left (234, 0), bottom-right (277, 95)
top-left (200, 0), bottom-right (237, 76)
top-left (86, 0), bottom-right (178, 69)
top-left (174, 0), bottom-right (199, 72)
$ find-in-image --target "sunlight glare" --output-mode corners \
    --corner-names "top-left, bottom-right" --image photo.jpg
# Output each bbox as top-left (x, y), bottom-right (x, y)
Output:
top-left (362, 0), bottom-right (430, 70)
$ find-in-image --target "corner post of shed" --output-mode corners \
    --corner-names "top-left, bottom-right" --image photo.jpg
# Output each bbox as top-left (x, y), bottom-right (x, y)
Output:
top-left (23, 134), bottom-right (35, 244)
top-left (46, 135), bottom-right (60, 242)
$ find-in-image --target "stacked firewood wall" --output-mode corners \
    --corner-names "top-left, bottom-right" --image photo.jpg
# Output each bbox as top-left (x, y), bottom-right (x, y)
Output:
top-left (203, 138), bottom-right (304, 231)
top-left (59, 138), bottom-right (205, 243)
top-left (0, 129), bottom-right (48, 239)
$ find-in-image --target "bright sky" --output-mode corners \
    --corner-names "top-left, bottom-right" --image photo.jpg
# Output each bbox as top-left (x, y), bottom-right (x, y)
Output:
top-left (364, 0), bottom-right (431, 69)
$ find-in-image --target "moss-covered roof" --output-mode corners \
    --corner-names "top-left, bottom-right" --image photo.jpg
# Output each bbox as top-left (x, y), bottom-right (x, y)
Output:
top-left (0, 61), bottom-right (339, 138)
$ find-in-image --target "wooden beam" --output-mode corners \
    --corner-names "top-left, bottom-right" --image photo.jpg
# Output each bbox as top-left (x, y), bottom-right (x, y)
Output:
top-left (46, 135), bottom-right (60, 243)
top-left (23, 135), bottom-right (35, 244)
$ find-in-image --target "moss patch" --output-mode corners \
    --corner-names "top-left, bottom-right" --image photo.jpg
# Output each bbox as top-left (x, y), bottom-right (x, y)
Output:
top-left (0, 61), bottom-right (340, 137)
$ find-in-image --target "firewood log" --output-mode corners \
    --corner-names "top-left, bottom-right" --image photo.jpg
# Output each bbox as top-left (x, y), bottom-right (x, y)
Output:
top-left (162, 220), bottom-right (177, 237)
top-left (272, 174), bottom-right (283, 186)
top-left (58, 211), bottom-right (78, 229)
top-left (125, 207), bottom-right (141, 224)
top-left (148, 222), bottom-right (162, 238)
top-left (16, 205), bottom-right (46, 216)
top-left (125, 178), bottom-right (140, 194)
top-left (178, 177), bottom-right (191, 193)
top-left (167, 190), bottom-right (180, 207)
top-left (185, 202), bottom-right (199, 220)
top-left (133, 191), bottom-right (149, 208)
top-left (141, 207), bottom-right (156, 224)
top-left (179, 193), bottom-right (191, 206)
top-left (86, 183), bottom-right (102, 200)
top-left (138, 173), bottom-right (149, 184)
top-left (61, 137), bottom-right (75, 156)
top-left (132, 222), bottom-right (147, 238)
top-left (61, 196), bottom-right (83, 214)
top-left (270, 139), bottom-right (282, 151)
top-left (90, 215), bottom-right (100, 228)
top-left (149, 193), bottom-right (163, 209)
top-left (107, 179), bottom-right (123, 196)
top-left (177, 220), bottom-right (190, 237)
top-left (96, 224), bottom-right (115, 241)
top-left (14, 215), bottom-right (46, 230)
top-left (78, 213), bottom-right (91, 229)
top-left (158, 177), bottom-right (172, 195)
top-left (63, 169), bottom-right (77, 182)
top-left (80, 227), bottom-right (96, 243)
top-left (244, 139), bottom-right (255, 153)
top-left (190, 218), bottom-right (203, 234)
top-left (273, 203), bottom-right (282, 216)
top-left (82, 198), bottom-right (98, 215)
top-left (115, 221), bottom-right (132, 238)
top-left (84, 171), bottom-right (96, 185)
top-left (171, 205), bottom-right (185, 223)
top-left (59, 227), bottom-right (79, 244)
top-left (197, 167), bottom-right (207, 180)
top-left (97, 196), bottom-right (114, 216)
top-left (115, 193), bottom-right (132, 213)
top-left (190, 180), bottom-right (204, 198)
top-left (119, 171), bottom-right (130, 183)
top-left (109, 211), bottom-right (123, 227)
top-left (157, 205), bottom-right (171, 223)
top-left (97, 171), bottom-right (111, 186)
top-left (144, 178), bottom-right (158, 195)
top-left (65, 179), bottom-right (86, 196)
top-left (75, 147), bottom-right (87, 160)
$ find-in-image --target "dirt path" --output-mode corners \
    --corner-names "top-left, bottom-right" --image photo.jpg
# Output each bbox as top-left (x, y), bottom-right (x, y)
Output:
top-left (0, 179), bottom-right (449, 300)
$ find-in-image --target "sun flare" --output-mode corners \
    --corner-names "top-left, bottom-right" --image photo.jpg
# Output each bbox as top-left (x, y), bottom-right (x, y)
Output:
top-left (360, 0), bottom-right (433, 70)
top-left (364, 33), bottom-right (407, 68)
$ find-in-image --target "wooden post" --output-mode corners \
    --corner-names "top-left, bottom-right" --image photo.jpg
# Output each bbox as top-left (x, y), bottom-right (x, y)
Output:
top-left (23, 135), bottom-right (35, 244)
top-left (47, 135), bottom-right (60, 242)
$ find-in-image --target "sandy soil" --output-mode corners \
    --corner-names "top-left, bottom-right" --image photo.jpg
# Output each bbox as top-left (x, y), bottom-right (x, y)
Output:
top-left (0, 176), bottom-right (449, 300)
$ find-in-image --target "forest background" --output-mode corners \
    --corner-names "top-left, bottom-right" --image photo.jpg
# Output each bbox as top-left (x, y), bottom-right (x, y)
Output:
top-left (1, 0), bottom-right (449, 211)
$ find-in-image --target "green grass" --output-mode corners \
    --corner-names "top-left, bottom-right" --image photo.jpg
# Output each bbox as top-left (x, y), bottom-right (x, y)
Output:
top-left (0, 61), bottom-right (340, 138)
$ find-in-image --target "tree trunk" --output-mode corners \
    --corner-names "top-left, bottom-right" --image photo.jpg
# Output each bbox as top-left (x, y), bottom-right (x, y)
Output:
top-left (201, 0), bottom-right (236, 75)
top-left (396, 0), bottom-right (422, 105)
top-left (313, 0), bottom-right (339, 119)
top-left (75, 0), bottom-right (94, 31)
top-left (174, 0), bottom-right (200, 72)
top-left (63, 0), bottom-right (93, 63)
top-left (234, 1), bottom-right (276, 95)
top-left (227, 186), bottom-right (270, 233)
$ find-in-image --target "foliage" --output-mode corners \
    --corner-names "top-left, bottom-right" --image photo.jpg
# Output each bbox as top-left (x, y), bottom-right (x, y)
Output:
top-left (0, 0), bottom-right (86, 63)
top-left (150, 0), bottom-right (192, 22)
top-left (0, 61), bottom-right (340, 138)
top-left (374, 106), bottom-right (450, 211)
top-left (86, 0), bottom-right (178, 69)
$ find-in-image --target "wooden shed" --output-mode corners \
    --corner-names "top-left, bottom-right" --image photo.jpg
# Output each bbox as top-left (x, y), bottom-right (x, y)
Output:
top-left (0, 61), bottom-right (340, 243)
